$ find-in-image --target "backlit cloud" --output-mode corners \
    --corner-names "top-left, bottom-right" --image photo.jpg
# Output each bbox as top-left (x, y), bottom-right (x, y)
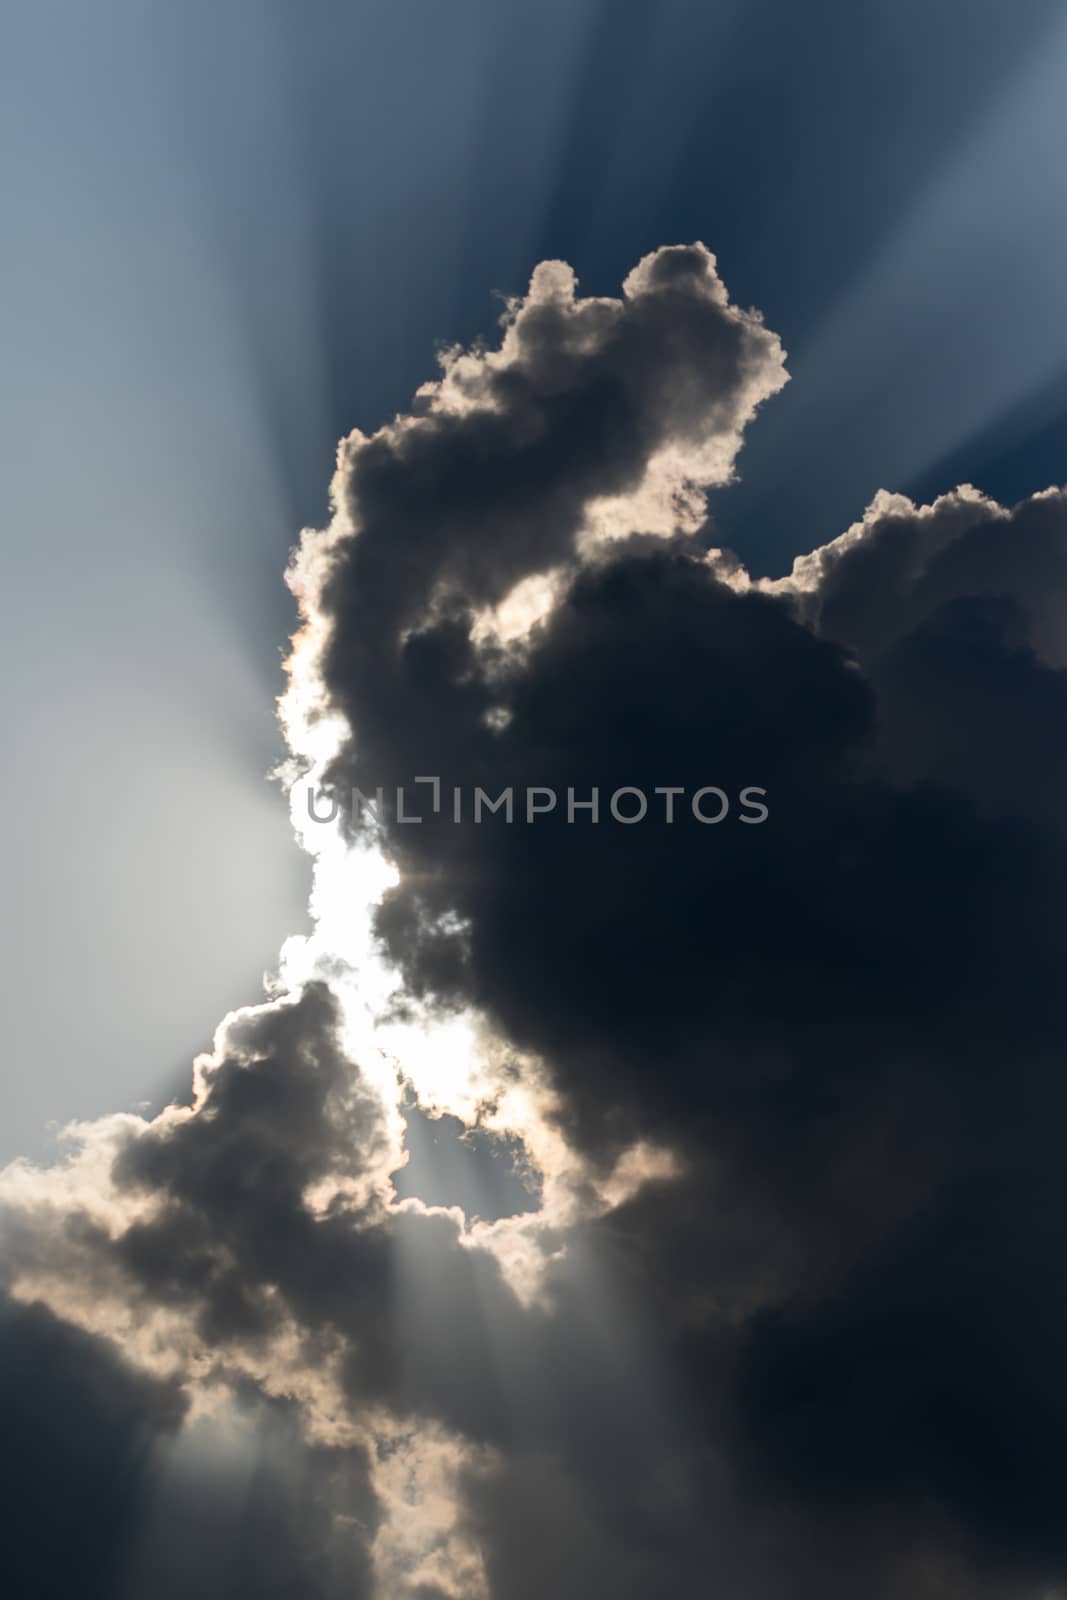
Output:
top-left (5, 247), bottom-right (1067, 1598)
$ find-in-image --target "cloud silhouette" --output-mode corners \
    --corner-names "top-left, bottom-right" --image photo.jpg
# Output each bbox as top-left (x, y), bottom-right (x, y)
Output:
top-left (5, 249), bottom-right (1067, 1598)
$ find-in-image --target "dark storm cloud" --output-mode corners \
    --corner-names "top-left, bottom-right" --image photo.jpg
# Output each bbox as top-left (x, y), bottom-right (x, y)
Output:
top-left (318, 243), bottom-right (784, 639)
top-left (0, 1295), bottom-right (185, 1599)
top-left (0, 1292), bottom-right (380, 1599)
top-left (6, 247), bottom-right (1067, 1598)
top-left (780, 485), bottom-right (1067, 831)
top-left (15, 983), bottom-right (520, 1437)
top-left (784, 484), bottom-right (1067, 670)
top-left (736, 1164), bottom-right (1067, 1585)
top-left (287, 252), bottom-right (1067, 1595)
top-left (3, 987), bottom-right (676, 1469)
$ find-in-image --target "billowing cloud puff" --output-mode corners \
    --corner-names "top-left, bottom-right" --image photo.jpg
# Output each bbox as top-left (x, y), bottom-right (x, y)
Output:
top-left (5, 248), bottom-right (1067, 1599)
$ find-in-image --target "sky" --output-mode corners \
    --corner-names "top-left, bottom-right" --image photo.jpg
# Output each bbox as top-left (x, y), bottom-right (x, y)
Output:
top-left (3, 3), bottom-right (1067, 1597)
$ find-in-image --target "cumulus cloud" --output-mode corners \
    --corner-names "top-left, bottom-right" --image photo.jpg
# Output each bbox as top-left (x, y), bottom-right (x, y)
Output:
top-left (5, 246), bottom-right (1067, 1598)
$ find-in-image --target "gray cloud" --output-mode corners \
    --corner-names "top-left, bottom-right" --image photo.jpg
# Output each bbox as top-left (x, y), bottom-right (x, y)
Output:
top-left (5, 249), bottom-right (1067, 1597)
